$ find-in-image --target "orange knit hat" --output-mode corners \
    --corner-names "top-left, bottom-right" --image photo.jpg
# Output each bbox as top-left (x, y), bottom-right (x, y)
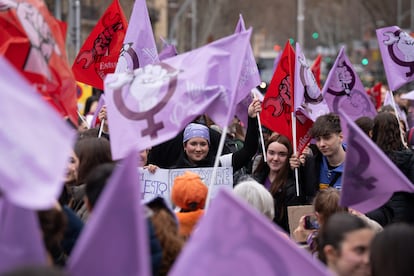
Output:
top-left (171, 171), bottom-right (208, 210)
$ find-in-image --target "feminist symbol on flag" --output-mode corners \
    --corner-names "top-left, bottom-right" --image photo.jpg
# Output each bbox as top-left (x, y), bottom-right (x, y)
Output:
top-left (382, 30), bottom-right (414, 77)
top-left (112, 63), bottom-right (179, 138)
top-left (326, 61), bottom-right (355, 96)
top-left (117, 43), bottom-right (139, 72)
top-left (347, 126), bottom-right (376, 191)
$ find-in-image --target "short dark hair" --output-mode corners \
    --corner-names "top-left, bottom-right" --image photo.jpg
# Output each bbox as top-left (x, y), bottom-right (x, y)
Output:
top-left (310, 113), bottom-right (342, 138)
top-left (85, 163), bottom-right (116, 209)
top-left (354, 116), bottom-right (374, 137)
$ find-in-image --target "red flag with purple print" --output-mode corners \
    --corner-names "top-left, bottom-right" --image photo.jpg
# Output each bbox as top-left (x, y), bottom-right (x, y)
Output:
top-left (340, 111), bottom-right (414, 213)
top-left (105, 30), bottom-right (252, 159)
top-left (376, 26), bottom-right (414, 91)
top-left (322, 47), bottom-right (377, 136)
top-left (115, 0), bottom-right (159, 73)
top-left (170, 189), bottom-right (330, 276)
top-left (72, 0), bottom-right (127, 90)
top-left (261, 41), bottom-right (312, 153)
top-left (0, 0), bottom-right (79, 125)
top-left (233, 14), bottom-right (261, 127)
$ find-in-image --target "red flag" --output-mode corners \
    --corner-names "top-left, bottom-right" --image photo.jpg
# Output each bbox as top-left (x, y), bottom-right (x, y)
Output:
top-left (72, 0), bottom-right (127, 90)
top-left (367, 82), bottom-right (382, 110)
top-left (310, 54), bottom-right (322, 88)
top-left (0, 0), bottom-right (79, 125)
top-left (261, 41), bottom-right (312, 153)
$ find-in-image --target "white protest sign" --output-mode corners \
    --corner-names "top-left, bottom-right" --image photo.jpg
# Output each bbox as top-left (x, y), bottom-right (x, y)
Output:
top-left (140, 167), bottom-right (233, 206)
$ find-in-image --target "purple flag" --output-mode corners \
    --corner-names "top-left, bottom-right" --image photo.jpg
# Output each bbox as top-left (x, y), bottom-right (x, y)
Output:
top-left (340, 111), bottom-right (414, 213)
top-left (67, 149), bottom-right (150, 276)
top-left (158, 37), bottom-right (178, 61)
top-left (294, 43), bottom-right (330, 121)
top-left (376, 26), bottom-right (414, 91)
top-left (105, 29), bottom-right (252, 159)
top-left (322, 47), bottom-right (377, 136)
top-left (90, 94), bottom-right (106, 128)
top-left (0, 199), bottom-right (47, 274)
top-left (0, 57), bottom-right (76, 209)
top-left (115, 0), bottom-right (159, 72)
top-left (169, 189), bottom-right (330, 276)
top-left (233, 15), bottom-right (261, 127)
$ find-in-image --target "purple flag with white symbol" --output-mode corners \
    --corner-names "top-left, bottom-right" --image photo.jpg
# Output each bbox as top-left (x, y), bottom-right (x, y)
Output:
top-left (322, 47), bottom-right (377, 135)
top-left (169, 189), bottom-right (330, 276)
top-left (90, 94), bottom-right (106, 128)
top-left (340, 111), bottom-right (414, 213)
top-left (0, 57), bottom-right (76, 210)
top-left (376, 26), bottom-right (414, 91)
top-left (67, 149), bottom-right (150, 276)
top-left (294, 43), bottom-right (330, 121)
top-left (159, 37), bottom-right (178, 61)
top-left (115, 0), bottom-right (159, 72)
top-left (0, 199), bottom-right (47, 274)
top-left (105, 30), bottom-right (252, 159)
top-left (233, 15), bottom-right (261, 127)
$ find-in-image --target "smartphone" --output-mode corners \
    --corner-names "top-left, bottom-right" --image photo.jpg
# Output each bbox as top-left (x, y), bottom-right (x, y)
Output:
top-left (304, 215), bottom-right (319, 230)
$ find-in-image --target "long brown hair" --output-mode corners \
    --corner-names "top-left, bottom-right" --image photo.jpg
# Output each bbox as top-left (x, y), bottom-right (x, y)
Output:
top-left (255, 133), bottom-right (293, 196)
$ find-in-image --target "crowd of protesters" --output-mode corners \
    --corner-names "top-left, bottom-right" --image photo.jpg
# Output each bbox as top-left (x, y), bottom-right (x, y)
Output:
top-left (3, 87), bottom-right (412, 276)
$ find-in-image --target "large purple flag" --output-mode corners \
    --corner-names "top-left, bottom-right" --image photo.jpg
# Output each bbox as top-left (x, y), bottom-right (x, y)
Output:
top-left (0, 57), bottom-right (75, 209)
top-left (105, 29), bottom-right (252, 159)
top-left (376, 26), bottom-right (414, 91)
top-left (233, 15), bottom-right (261, 127)
top-left (340, 111), bottom-right (414, 213)
top-left (0, 199), bottom-right (47, 274)
top-left (158, 37), bottom-right (178, 61)
top-left (115, 0), bottom-right (159, 72)
top-left (170, 189), bottom-right (330, 276)
top-left (294, 43), bottom-right (330, 121)
top-left (322, 47), bottom-right (377, 135)
top-left (67, 149), bottom-right (150, 276)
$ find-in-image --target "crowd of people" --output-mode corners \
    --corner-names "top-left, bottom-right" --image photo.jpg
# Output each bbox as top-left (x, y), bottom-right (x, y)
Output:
top-left (4, 88), bottom-right (414, 276)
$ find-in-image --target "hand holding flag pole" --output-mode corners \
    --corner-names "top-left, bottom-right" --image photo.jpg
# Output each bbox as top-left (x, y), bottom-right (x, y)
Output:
top-left (254, 91), bottom-right (267, 163)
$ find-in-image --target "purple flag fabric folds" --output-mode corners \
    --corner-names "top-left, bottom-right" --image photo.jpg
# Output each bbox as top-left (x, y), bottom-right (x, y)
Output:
top-left (115, 0), bottom-right (159, 72)
top-left (170, 189), bottom-right (330, 276)
top-left (294, 43), bottom-right (330, 121)
top-left (376, 26), bottom-right (414, 91)
top-left (0, 199), bottom-right (47, 274)
top-left (0, 57), bottom-right (75, 209)
top-left (233, 15), bottom-right (261, 127)
top-left (158, 37), bottom-right (178, 61)
top-left (340, 111), bottom-right (414, 213)
top-left (105, 29), bottom-right (252, 159)
top-left (67, 150), bottom-right (150, 276)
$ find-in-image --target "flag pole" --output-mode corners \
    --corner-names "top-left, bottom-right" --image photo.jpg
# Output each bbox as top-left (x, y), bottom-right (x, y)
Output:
top-left (77, 111), bottom-right (89, 129)
top-left (291, 112), bottom-right (300, 196)
top-left (98, 119), bottom-right (105, 138)
top-left (205, 125), bottom-right (228, 211)
top-left (253, 91), bottom-right (267, 162)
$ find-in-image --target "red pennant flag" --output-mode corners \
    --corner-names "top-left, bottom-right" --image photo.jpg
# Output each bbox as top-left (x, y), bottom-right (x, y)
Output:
top-left (72, 0), bottom-right (127, 90)
top-left (367, 82), bottom-right (382, 110)
top-left (310, 54), bottom-right (322, 89)
top-left (261, 41), bottom-right (312, 153)
top-left (0, 0), bottom-right (79, 126)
